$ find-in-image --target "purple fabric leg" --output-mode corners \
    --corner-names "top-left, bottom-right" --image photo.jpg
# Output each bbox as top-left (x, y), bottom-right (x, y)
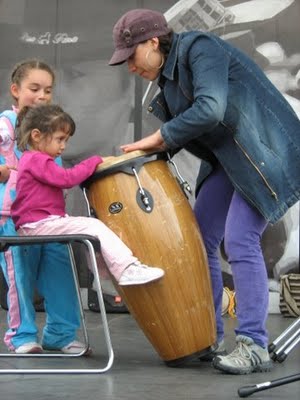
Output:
top-left (194, 166), bottom-right (234, 343)
top-left (194, 165), bottom-right (269, 347)
top-left (225, 191), bottom-right (269, 347)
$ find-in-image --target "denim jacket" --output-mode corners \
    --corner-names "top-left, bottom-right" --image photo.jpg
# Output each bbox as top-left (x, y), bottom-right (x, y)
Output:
top-left (147, 32), bottom-right (300, 224)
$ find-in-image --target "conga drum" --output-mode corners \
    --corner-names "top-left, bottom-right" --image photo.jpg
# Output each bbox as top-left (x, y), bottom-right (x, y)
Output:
top-left (83, 150), bottom-right (216, 366)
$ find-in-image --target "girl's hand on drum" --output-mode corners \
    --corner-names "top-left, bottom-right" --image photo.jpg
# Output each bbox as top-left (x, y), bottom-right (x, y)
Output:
top-left (120, 130), bottom-right (167, 153)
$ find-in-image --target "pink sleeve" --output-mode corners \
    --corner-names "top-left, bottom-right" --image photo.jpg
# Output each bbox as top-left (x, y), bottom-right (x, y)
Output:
top-left (28, 153), bottom-right (102, 189)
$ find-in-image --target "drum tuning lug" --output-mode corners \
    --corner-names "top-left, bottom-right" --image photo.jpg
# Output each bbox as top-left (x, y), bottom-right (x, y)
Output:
top-left (167, 155), bottom-right (193, 197)
top-left (132, 166), bottom-right (153, 212)
top-left (140, 192), bottom-right (152, 212)
top-left (182, 181), bottom-right (192, 195)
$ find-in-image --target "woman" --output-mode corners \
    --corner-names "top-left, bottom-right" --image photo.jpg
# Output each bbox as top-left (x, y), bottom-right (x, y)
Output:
top-left (109, 9), bottom-right (300, 375)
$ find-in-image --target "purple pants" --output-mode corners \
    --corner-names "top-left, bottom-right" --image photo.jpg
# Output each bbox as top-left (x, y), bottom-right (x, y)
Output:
top-left (194, 165), bottom-right (269, 347)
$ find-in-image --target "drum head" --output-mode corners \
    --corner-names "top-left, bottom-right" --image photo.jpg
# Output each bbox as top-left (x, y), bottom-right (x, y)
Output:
top-left (83, 149), bottom-right (167, 187)
top-left (96, 150), bottom-right (164, 172)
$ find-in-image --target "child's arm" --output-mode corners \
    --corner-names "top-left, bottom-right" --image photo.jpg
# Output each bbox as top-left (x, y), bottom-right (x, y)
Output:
top-left (28, 153), bottom-right (102, 189)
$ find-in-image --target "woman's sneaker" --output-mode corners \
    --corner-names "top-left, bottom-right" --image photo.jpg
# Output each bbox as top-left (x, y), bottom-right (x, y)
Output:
top-left (213, 335), bottom-right (273, 375)
top-left (118, 262), bottom-right (164, 286)
top-left (15, 342), bottom-right (43, 354)
top-left (199, 340), bottom-right (227, 361)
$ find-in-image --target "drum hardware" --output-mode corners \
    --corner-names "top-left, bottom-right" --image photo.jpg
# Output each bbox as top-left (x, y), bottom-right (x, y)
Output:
top-left (166, 153), bottom-right (192, 197)
top-left (83, 187), bottom-right (92, 217)
top-left (132, 166), bottom-right (152, 212)
top-left (84, 163), bottom-right (154, 214)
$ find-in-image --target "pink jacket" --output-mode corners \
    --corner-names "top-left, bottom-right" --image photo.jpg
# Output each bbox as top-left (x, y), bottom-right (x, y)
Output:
top-left (11, 151), bottom-right (102, 229)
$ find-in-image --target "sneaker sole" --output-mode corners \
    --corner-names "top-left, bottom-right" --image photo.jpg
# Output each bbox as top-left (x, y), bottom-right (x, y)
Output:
top-left (61, 348), bottom-right (93, 356)
top-left (63, 346), bottom-right (93, 356)
top-left (118, 273), bottom-right (164, 286)
top-left (213, 358), bottom-right (273, 375)
top-left (15, 346), bottom-right (43, 354)
top-left (43, 346), bottom-right (92, 356)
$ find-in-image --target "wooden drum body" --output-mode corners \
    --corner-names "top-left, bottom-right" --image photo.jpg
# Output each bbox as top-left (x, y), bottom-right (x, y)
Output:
top-left (83, 150), bottom-right (216, 365)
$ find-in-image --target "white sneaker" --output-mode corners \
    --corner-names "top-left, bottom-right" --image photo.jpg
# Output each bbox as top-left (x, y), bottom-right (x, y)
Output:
top-left (213, 335), bottom-right (273, 375)
top-left (61, 340), bottom-right (92, 356)
top-left (15, 342), bottom-right (43, 354)
top-left (118, 262), bottom-right (164, 286)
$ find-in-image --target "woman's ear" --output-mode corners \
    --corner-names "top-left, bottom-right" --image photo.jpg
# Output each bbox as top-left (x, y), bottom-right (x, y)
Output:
top-left (151, 37), bottom-right (160, 50)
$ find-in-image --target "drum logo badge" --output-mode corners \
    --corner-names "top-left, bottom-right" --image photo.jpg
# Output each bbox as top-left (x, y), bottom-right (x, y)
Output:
top-left (109, 202), bottom-right (123, 214)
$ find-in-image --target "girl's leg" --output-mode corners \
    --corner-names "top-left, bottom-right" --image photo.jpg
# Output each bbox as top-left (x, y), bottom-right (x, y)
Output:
top-left (0, 217), bottom-right (40, 350)
top-left (20, 216), bottom-right (142, 281)
top-left (194, 166), bottom-right (234, 342)
top-left (225, 191), bottom-right (269, 347)
top-left (36, 243), bottom-right (81, 349)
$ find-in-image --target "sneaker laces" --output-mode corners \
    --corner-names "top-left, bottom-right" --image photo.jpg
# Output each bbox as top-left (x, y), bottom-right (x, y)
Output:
top-left (128, 262), bottom-right (150, 270)
top-left (229, 341), bottom-right (253, 364)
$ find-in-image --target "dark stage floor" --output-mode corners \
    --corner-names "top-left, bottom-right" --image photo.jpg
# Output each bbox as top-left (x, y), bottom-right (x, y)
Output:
top-left (0, 308), bottom-right (299, 400)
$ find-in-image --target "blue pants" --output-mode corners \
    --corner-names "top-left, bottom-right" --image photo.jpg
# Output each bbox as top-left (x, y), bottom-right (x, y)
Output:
top-left (0, 217), bottom-right (80, 350)
top-left (194, 165), bottom-right (269, 347)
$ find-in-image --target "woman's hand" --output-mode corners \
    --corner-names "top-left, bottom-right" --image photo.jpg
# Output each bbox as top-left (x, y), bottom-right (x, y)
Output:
top-left (120, 130), bottom-right (167, 153)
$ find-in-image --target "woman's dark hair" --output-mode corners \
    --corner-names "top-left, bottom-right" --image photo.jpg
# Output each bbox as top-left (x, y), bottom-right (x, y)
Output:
top-left (16, 104), bottom-right (76, 151)
top-left (158, 30), bottom-right (174, 59)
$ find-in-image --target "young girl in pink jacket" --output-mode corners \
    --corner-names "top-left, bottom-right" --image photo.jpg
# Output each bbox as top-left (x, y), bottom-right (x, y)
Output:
top-left (11, 104), bottom-right (164, 287)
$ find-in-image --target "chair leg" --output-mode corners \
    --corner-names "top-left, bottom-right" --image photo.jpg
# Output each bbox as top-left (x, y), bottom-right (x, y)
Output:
top-left (0, 237), bottom-right (114, 374)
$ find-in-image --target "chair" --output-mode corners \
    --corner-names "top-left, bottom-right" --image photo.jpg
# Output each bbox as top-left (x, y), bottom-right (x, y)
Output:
top-left (0, 234), bottom-right (114, 374)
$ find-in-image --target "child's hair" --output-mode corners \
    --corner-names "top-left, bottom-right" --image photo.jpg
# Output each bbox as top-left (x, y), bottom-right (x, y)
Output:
top-left (16, 104), bottom-right (76, 151)
top-left (10, 59), bottom-right (55, 100)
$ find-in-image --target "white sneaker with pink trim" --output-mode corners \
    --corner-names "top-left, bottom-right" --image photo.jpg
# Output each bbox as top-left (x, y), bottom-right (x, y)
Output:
top-left (118, 262), bottom-right (164, 286)
top-left (15, 342), bottom-right (43, 354)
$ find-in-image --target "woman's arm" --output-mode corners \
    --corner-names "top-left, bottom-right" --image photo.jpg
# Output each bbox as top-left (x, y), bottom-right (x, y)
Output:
top-left (120, 129), bottom-right (167, 153)
top-left (161, 35), bottom-right (230, 148)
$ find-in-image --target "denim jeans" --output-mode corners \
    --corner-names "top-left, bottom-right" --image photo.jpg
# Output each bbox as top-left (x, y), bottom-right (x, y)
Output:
top-left (194, 165), bottom-right (269, 347)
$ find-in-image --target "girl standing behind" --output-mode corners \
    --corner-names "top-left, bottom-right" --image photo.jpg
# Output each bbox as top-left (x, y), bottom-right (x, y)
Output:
top-left (0, 59), bottom-right (87, 354)
top-left (11, 104), bottom-right (164, 288)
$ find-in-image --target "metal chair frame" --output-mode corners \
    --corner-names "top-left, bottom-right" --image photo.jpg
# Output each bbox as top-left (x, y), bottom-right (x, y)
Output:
top-left (0, 234), bottom-right (114, 374)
